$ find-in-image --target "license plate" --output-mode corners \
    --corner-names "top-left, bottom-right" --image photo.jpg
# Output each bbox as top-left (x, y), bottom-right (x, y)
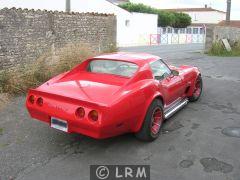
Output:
top-left (51, 117), bottom-right (68, 132)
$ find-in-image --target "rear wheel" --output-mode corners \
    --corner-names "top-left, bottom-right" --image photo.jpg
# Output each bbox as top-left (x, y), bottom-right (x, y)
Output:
top-left (135, 99), bottom-right (164, 142)
top-left (189, 75), bottom-right (203, 102)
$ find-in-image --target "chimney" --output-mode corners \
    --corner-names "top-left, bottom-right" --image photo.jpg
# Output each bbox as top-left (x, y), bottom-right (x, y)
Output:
top-left (66, 0), bottom-right (71, 13)
top-left (226, 0), bottom-right (231, 24)
top-left (205, 4), bottom-right (207, 8)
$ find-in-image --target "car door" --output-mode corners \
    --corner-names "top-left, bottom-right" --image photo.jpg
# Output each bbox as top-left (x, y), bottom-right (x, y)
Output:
top-left (149, 59), bottom-right (185, 106)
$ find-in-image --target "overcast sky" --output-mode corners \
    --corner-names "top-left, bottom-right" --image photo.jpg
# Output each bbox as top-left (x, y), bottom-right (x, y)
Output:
top-left (0, 0), bottom-right (239, 20)
top-left (131, 0), bottom-right (239, 20)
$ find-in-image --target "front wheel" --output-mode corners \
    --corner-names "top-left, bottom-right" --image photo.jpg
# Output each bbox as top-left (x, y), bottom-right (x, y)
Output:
top-left (189, 75), bottom-right (203, 102)
top-left (135, 99), bottom-right (164, 142)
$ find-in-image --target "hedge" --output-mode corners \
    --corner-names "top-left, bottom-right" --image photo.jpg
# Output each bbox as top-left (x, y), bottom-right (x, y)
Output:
top-left (119, 3), bottom-right (191, 27)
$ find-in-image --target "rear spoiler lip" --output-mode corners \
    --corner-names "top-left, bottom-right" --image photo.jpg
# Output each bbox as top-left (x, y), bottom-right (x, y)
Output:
top-left (27, 89), bottom-right (109, 108)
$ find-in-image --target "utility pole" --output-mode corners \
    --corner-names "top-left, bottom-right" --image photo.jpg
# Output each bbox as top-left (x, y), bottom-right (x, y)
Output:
top-left (226, 0), bottom-right (231, 24)
top-left (66, 0), bottom-right (71, 13)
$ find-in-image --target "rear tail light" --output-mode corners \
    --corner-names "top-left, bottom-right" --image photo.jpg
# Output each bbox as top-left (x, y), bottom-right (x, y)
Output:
top-left (36, 97), bottom-right (43, 106)
top-left (75, 107), bottom-right (85, 119)
top-left (88, 110), bottom-right (98, 121)
top-left (28, 95), bottom-right (35, 104)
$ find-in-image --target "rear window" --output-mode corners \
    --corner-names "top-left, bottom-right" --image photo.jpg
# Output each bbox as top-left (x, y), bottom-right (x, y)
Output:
top-left (87, 60), bottom-right (138, 77)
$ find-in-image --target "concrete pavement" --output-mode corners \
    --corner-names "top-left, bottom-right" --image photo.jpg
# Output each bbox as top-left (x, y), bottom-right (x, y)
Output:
top-left (0, 44), bottom-right (240, 180)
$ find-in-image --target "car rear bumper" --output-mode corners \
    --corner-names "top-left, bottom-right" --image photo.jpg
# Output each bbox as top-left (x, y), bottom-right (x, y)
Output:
top-left (26, 89), bottom-right (133, 139)
top-left (27, 107), bottom-right (129, 139)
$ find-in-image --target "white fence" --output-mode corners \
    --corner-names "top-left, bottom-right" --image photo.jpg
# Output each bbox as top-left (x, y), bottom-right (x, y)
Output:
top-left (150, 26), bottom-right (206, 45)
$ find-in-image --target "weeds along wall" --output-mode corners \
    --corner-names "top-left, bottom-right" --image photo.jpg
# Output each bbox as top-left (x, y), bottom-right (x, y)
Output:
top-left (205, 25), bottom-right (240, 52)
top-left (0, 8), bottom-right (116, 70)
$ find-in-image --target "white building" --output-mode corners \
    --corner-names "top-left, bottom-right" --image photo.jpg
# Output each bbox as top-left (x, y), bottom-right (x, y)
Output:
top-left (149, 5), bottom-right (226, 45)
top-left (163, 6), bottom-right (226, 25)
top-left (0, 0), bottom-right (158, 47)
top-left (70, 0), bottom-right (158, 47)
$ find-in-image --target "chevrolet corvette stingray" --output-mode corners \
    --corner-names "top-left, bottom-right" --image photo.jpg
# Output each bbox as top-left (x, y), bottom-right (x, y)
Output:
top-left (26, 52), bottom-right (202, 141)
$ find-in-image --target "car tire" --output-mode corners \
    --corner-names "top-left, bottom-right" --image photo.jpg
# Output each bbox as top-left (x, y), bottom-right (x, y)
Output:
top-left (189, 75), bottom-right (203, 102)
top-left (135, 99), bottom-right (164, 142)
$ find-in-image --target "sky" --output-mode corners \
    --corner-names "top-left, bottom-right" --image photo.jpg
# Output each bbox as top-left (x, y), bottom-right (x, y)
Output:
top-left (131, 0), bottom-right (239, 20)
top-left (0, 0), bottom-right (239, 20)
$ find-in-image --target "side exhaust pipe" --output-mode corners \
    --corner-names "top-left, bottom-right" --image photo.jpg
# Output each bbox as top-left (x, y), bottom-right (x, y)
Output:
top-left (164, 99), bottom-right (189, 119)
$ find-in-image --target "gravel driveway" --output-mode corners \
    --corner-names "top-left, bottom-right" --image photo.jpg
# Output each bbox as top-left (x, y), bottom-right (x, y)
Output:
top-left (0, 44), bottom-right (240, 180)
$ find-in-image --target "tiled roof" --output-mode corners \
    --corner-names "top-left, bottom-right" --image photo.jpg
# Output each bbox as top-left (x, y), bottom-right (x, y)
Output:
top-left (218, 20), bottom-right (240, 28)
top-left (107, 0), bottom-right (129, 4)
top-left (163, 7), bottom-right (226, 14)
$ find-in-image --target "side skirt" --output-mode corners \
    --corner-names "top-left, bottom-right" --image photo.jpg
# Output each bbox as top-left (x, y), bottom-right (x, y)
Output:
top-left (164, 98), bottom-right (189, 119)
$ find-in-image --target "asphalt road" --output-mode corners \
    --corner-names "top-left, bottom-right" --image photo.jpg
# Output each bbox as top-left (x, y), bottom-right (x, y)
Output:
top-left (1, 44), bottom-right (240, 180)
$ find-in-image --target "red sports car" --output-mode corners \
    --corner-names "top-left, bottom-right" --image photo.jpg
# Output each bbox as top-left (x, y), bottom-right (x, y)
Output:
top-left (26, 52), bottom-right (202, 141)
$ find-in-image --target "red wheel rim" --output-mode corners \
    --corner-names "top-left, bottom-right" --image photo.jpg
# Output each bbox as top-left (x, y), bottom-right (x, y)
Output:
top-left (151, 107), bottom-right (163, 135)
top-left (193, 78), bottom-right (201, 97)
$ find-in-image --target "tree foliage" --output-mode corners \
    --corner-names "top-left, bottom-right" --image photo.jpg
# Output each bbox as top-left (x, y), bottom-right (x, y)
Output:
top-left (119, 3), bottom-right (191, 27)
top-left (173, 12), bottom-right (192, 28)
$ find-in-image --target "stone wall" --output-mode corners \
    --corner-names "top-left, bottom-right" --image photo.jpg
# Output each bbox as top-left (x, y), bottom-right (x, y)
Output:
top-left (205, 25), bottom-right (240, 52)
top-left (214, 26), bottom-right (240, 43)
top-left (205, 25), bottom-right (215, 52)
top-left (0, 8), bottom-right (116, 70)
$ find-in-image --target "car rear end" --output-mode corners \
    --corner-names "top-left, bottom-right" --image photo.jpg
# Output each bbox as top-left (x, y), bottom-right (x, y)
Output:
top-left (26, 89), bottom-right (110, 139)
top-left (25, 57), bottom-right (146, 139)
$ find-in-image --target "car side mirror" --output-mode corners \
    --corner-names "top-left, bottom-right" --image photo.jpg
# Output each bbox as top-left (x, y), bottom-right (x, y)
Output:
top-left (154, 76), bottom-right (162, 80)
top-left (171, 70), bottom-right (179, 76)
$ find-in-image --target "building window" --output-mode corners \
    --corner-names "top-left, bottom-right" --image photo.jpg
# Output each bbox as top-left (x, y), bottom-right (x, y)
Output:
top-left (187, 28), bottom-right (192, 34)
top-left (193, 28), bottom-right (199, 34)
top-left (125, 20), bottom-right (130, 27)
top-left (194, 14), bottom-right (198, 21)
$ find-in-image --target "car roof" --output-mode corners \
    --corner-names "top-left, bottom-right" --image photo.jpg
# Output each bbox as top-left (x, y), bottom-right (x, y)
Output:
top-left (92, 52), bottom-right (160, 65)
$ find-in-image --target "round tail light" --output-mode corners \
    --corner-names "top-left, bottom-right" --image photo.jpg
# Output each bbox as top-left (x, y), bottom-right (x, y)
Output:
top-left (88, 110), bottom-right (98, 121)
top-left (36, 97), bottom-right (43, 106)
top-left (28, 95), bottom-right (35, 104)
top-left (75, 107), bottom-right (85, 119)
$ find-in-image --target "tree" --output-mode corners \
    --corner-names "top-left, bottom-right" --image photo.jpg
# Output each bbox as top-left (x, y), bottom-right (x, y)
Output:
top-left (158, 11), bottom-right (176, 27)
top-left (172, 13), bottom-right (192, 28)
top-left (119, 3), bottom-right (157, 14)
top-left (119, 3), bottom-right (192, 28)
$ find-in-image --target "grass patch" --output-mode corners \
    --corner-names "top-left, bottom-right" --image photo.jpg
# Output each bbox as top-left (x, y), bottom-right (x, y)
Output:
top-left (0, 143), bottom-right (10, 149)
top-left (208, 41), bottom-right (240, 57)
top-left (103, 43), bottom-right (118, 53)
top-left (0, 127), bottom-right (3, 135)
top-left (0, 43), bottom-right (117, 95)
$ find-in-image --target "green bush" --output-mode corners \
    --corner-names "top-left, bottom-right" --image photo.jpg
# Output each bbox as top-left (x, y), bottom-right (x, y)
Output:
top-left (208, 41), bottom-right (240, 56)
top-left (172, 12), bottom-right (192, 28)
top-left (158, 11), bottom-right (176, 27)
top-left (119, 3), bottom-right (157, 14)
top-left (119, 2), bottom-right (191, 27)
